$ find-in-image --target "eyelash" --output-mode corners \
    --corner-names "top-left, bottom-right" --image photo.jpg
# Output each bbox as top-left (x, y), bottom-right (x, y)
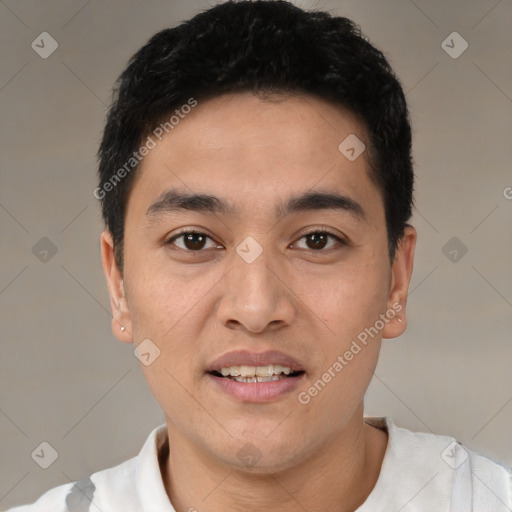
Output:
top-left (165, 228), bottom-right (346, 252)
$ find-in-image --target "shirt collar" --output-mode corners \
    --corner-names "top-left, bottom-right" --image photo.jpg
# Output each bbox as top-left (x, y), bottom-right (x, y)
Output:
top-left (135, 417), bottom-right (459, 512)
top-left (136, 423), bottom-right (176, 511)
top-left (357, 416), bottom-right (456, 511)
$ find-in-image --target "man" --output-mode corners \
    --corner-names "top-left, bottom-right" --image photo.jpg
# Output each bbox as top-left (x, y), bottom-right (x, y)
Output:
top-left (9, 1), bottom-right (511, 511)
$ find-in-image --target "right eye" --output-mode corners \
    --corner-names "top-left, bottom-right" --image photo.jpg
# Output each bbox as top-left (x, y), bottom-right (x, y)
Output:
top-left (166, 230), bottom-right (223, 252)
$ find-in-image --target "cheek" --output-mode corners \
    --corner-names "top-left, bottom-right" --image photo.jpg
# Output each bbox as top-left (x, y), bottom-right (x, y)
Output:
top-left (125, 258), bottom-right (212, 337)
top-left (300, 269), bottom-right (385, 417)
top-left (125, 266), bottom-right (208, 411)
top-left (296, 260), bottom-right (390, 336)
top-left (296, 259), bottom-right (389, 399)
top-left (124, 260), bottom-right (218, 386)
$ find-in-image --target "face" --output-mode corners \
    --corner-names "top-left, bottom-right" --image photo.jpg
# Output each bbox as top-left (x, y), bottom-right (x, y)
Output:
top-left (102, 92), bottom-right (415, 471)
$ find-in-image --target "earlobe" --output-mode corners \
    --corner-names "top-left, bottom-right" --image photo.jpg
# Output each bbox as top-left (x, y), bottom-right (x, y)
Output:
top-left (100, 230), bottom-right (133, 343)
top-left (382, 225), bottom-right (417, 340)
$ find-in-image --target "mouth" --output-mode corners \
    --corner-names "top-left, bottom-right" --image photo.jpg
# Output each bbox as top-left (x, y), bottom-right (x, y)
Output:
top-left (208, 364), bottom-right (306, 383)
top-left (205, 350), bottom-right (306, 402)
top-left (206, 362), bottom-right (306, 402)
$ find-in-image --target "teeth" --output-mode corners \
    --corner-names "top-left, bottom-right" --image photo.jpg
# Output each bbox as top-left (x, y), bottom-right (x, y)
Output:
top-left (233, 375), bottom-right (287, 383)
top-left (270, 364), bottom-right (291, 375)
top-left (240, 365), bottom-right (256, 377)
top-left (256, 365), bottom-right (273, 377)
top-left (217, 364), bottom-right (295, 378)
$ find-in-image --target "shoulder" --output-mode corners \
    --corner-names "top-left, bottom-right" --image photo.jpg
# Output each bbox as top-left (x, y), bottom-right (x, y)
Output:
top-left (5, 457), bottom-right (138, 512)
top-left (469, 444), bottom-right (512, 509)
top-left (5, 424), bottom-right (170, 512)
top-left (5, 481), bottom-right (74, 512)
top-left (370, 417), bottom-right (511, 509)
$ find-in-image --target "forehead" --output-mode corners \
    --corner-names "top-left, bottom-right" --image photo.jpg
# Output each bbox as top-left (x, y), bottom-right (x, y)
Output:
top-left (126, 92), bottom-right (383, 222)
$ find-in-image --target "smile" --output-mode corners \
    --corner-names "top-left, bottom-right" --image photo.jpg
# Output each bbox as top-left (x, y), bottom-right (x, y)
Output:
top-left (215, 364), bottom-right (303, 383)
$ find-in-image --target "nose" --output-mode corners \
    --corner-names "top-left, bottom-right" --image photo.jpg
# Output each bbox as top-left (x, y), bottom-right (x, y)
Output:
top-left (216, 247), bottom-right (297, 334)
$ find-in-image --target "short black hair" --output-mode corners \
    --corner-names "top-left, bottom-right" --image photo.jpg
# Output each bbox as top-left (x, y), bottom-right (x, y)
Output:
top-left (97, 0), bottom-right (414, 272)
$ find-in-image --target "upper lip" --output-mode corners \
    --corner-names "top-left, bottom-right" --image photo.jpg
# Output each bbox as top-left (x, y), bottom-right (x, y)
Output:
top-left (207, 350), bottom-right (305, 373)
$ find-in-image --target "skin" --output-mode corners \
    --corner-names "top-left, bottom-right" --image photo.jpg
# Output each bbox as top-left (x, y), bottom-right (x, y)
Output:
top-left (101, 92), bottom-right (416, 512)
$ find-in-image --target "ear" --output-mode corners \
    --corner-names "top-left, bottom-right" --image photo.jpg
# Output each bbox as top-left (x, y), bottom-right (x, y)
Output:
top-left (382, 225), bottom-right (417, 339)
top-left (100, 230), bottom-right (133, 343)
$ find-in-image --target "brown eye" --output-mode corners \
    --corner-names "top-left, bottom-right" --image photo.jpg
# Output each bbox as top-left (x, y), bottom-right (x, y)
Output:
top-left (167, 231), bottom-right (220, 251)
top-left (294, 231), bottom-right (344, 251)
top-left (305, 232), bottom-right (328, 250)
top-left (182, 232), bottom-right (207, 250)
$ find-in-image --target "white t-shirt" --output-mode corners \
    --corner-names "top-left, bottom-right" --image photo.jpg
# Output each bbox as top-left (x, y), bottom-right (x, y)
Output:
top-left (7, 417), bottom-right (512, 512)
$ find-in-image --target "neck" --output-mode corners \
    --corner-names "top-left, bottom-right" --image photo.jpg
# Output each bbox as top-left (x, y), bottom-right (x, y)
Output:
top-left (162, 408), bottom-right (388, 512)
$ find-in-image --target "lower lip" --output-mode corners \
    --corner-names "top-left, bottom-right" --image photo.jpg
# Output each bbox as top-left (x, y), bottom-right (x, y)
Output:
top-left (207, 373), bottom-right (305, 403)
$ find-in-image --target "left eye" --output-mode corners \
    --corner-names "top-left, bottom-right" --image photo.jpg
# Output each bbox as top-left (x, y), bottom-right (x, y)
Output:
top-left (294, 231), bottom-right (344, 251)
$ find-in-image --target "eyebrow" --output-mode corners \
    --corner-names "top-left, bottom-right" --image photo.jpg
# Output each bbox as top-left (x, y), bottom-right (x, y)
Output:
top-left (146, 188), bottom-right (366, 223)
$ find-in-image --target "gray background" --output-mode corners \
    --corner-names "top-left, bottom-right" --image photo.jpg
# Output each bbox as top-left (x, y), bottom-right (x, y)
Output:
top-left (1, 0), bottom-right (511, 508)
